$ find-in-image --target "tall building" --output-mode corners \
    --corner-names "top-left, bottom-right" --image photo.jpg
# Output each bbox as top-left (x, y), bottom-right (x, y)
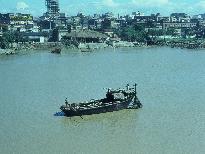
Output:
top-left (45, 0), bottom-right (60, 16)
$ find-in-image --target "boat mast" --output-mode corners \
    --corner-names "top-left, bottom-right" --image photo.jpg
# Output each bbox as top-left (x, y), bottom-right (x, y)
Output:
top-left (133, 83), bottom-right (142, 108)
top-left (134, 83), bottom-right (137, 103)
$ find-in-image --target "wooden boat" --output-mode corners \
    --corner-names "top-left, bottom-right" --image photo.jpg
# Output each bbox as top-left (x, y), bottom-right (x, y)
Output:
top-left (80, 48), bottom-right (92, 52)
top-left (60, 84), bottom-right (142, 117)
top-left (51, 48), bottom-right (61, 54)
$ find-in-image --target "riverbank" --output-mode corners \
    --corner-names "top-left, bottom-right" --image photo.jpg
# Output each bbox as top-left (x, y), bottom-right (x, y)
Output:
top-left (154, 39), bottom-right (205, 49)
top-left (1, 39), bottom-right (205, 57)
top-left (0, 41), bottom-right (140, 56)
top-left (0, 49), bottom-right (16, 56)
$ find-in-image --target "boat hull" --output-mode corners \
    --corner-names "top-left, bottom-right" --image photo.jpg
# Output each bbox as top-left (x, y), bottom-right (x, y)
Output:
top-left (61, 99), bottom-right (133, 117)
top-left (51, 48), bottom-right (61, 54)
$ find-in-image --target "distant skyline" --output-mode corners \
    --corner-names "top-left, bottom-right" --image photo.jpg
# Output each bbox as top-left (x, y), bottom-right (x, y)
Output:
top-left (0, 0), bottom-right (205, 16)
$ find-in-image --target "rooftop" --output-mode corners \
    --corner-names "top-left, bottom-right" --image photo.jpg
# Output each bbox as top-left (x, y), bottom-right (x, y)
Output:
top-left (66, 30), bottom-right (108, 39)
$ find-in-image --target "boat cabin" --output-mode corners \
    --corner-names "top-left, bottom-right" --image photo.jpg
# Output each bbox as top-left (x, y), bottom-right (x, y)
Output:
top-left (106, 89), bottom-right (127, 102)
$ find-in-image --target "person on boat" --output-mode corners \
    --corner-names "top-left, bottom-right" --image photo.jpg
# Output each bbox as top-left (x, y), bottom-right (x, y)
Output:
top-left (126, 84), bottom-right (130, 90)
top-left (65, 98), bottom-right (68, 107)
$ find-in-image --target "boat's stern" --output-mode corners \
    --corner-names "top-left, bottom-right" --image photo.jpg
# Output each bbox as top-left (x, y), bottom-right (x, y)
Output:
top-left (60, 105), bottom-right (69, 112)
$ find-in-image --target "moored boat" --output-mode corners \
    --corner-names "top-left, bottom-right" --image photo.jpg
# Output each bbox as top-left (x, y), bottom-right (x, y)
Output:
top-left (60, 84), bottom-right (142, 117)
top-left (51, 48), bottom-right (61, 54)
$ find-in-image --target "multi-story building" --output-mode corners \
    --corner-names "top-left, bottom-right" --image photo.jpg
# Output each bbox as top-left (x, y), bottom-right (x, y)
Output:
top-left (102, 12), bottom-right (114, 19)
top-left (54, 13), bottom-right (67, 27)
top-left (157, 16), bottom-right (170, 23)
top-left (0, 13), bottom-right (34, 32)
top-left (10, 13), bottom-right (34, 31)
top-left (170, 13), bottom-right (191, 23)
top-left (163, 22), bottom-right (197, 30)
top-left (0, 13), bottom-right (11, 32)
top-left (45, 0), bottom-right (60, 16)
top-left (88, 18), bottom-right (102, 30)
top-left (39, 0), bottom-right (68, 32)
top-left (0, 13), bottom-right (10, 25)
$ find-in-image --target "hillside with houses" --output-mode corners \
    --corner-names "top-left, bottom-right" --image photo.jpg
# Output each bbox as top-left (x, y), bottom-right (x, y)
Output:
top-left (1, 0), bottom-right (205, 51)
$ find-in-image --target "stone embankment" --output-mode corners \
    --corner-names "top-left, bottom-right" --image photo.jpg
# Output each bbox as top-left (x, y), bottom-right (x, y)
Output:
top-left (16, 42), bottom-right (63, 50)
top-left (155, 40), bottom-right (205, 49)
top-left (0, 41), bottom-right (148, 55)
top-left (0, 42), bottom-right (65, 56)
top-left (78, 43), bottom-right (108, 51)
top-left (0, 49), bottom-right (16, 55)
top-left (108, 41), bottom-right (135, 47)
top-left (2, 39), bottom-right (205, 56)
top-left (107, 40), bottom-right (147, 48)
top-left (77, 41), bottom-right (146, 52)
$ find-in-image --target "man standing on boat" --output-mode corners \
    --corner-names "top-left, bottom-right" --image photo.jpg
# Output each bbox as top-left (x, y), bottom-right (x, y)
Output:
top-left (65, 98), bottom-right (68, 107)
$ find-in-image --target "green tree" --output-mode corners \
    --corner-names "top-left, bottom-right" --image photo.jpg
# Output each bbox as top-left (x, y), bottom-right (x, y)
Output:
top-left (0, 36), bottom-right (7, 49)
top-left (148, 29), bottom-right (164, 38)
top-left (166, 28), bottom-right (176, 36)
top-left (3, 31), bottom-right (15, 44)
top-left (118, 24), bottom-right (148, 42)
top-left (0, 31), bottom-right (25, 48)
top-left (51, 28), bottom-right (59, 42)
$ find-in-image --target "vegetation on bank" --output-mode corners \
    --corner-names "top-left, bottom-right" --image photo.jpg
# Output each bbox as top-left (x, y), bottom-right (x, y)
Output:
top-left (0, 31), bottom-right (25, 49)
top-left (114, 25), bottom-right (203, 42)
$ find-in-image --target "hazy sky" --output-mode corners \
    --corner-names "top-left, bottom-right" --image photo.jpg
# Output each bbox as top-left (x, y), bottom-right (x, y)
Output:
top-left (0, 0), bottom-right (205, 16)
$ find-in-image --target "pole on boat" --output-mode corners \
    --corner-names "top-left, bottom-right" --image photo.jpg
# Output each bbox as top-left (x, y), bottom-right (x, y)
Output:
top-left (133, 83), bottom-right (142, 108)
top-left (134, 83), bottom-right (137, 102)
top-left (134, 83), bottom-right (137, 94)
top-left (65, 98), bottom-right (68, 107)
top-left (126, 84), bottom-right (130, 90)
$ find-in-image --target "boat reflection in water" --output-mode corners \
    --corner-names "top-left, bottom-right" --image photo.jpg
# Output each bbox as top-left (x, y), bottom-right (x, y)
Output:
top-left (60, 84), bottom-right (142, 117)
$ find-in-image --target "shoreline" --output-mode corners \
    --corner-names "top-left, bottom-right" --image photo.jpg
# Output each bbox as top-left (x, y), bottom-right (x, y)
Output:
top-left (1, 40), bottom-right (205, 57)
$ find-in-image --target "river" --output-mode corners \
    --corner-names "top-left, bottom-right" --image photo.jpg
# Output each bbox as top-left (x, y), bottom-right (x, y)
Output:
top-left (0, 47), bottom-right (205, 154)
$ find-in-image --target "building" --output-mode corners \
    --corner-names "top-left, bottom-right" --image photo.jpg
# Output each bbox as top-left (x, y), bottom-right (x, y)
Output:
top-left (54, 13), bottom-right (68, 27)
top-left (0, 13), bottom-right (34, 32)
top-left (45, 0), bottom-right (60, 16)
top-left (88, 18), bottom-right (102, 30)
top-left (10, 13), bottom-right (34, 31)
top-left (22, 32), bottom-right (48, 43)
top-left (116, 18), bottom-right (127, 28)
top-left (170, 13), bottom-right (191, 23)
top-left (163, 22), bottom-right (197, 30)
top-left (102, 12), bottom-right (114, 19)
top-left (63, 30), bottom-right (108, 43)
top-left (131, 11), bottom-right (145, 19)
top-left (157, 16), bottom-right (170, 22)
top-left (0, 13), bottom-right (10, 25)
top-left (133, 14), bottom-right (157, 23)
top-left (0, 14), bottom-right (10, 32)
